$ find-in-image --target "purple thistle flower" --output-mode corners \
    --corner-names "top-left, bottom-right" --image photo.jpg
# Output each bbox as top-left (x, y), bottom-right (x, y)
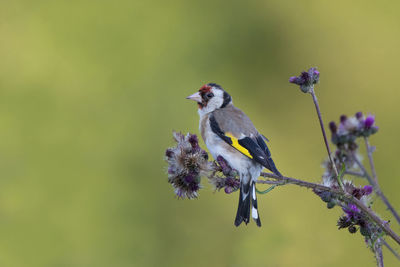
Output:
top-left (289, 67), bottom-right (320, 93)
top-left (362, 185), bottom-right (373, 195)
top-left (224, 177), bottom-right (240, 194)
top-left (344, 182), bottom-right (374, 199)
top-left (330, 112), bottom-right (378, 141)
top-left (184, 174), bottom-right (195, 184)
top-left (349, 204), bottom-right (360, 213)
top-left (289, 76), bottom-right (300, 84)
top-left (188, 134), bottom-right (199, 150)
top-left (340, 115), bottom-right (347, 123)
top-left (299, 71), bottom-right (310, 83)
top-left (343, 203), bottom-right (360, 218)
top-left (217, 155), bottom-right (231, 175)
top-left (225, 177), bottom-right (240, 188)
top-left (189, 182), bottom-right (200, 192)
top-left (364, 116), bottom-right (375, 129)
top-left (208, 156), bottom-right (240, 193)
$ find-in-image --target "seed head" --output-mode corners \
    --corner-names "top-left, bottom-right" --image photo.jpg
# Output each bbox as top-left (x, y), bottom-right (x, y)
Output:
top-left (165, 132), bottom-right (213, 199)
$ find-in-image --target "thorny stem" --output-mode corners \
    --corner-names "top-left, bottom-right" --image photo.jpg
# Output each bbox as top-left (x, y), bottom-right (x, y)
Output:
top-left (375, 240), bottom-right (384, 267)
top-left (352, 153), bottom-right (400, 226)
top-left (382, 239), bottom-right (400, 261)
top-left (259, 172), bottom-right (400, 246)
top-left (309, 89), bottom-right (340, 179)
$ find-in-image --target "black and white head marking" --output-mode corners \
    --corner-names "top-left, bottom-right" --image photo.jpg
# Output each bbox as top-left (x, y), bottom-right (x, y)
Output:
top-left (196, 83), bottom-right (232, 116)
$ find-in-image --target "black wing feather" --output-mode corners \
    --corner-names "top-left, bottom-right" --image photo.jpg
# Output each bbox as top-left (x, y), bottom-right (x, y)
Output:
top-left (210, 114), bottom-right (282, 176)
top-left (209, 114), bottom-right (233, 144)
top-left (239, 137), bottom-right (281, 176)
top-left (255, 136), bottom-right (281, 176)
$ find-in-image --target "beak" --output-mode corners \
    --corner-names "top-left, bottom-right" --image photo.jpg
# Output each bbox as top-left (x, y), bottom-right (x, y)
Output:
top-left (186, 92), bottom-right (202, 103)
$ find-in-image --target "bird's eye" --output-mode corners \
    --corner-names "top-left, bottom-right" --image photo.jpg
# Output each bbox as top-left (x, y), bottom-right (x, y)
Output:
top-left (206, 93), bottom-right (214, 98)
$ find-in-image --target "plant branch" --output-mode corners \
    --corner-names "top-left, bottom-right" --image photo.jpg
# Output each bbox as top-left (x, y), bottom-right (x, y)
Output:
top-left (376, 191), bottom-right (400, 227)
top-left (382, 239), bottom-right (400, 261)
top-left (309, 88), bottom-right (339, 179)
top-left (257, 180), bottom-right (285, 185)
top-left (259, 172), bottom-right (400, 245)
top-left (375, 239), bottom-right (384, 267)
top-left (352, 154), bottom-right (375, 185)
top-left (352, 154), bottom-right (400, 226)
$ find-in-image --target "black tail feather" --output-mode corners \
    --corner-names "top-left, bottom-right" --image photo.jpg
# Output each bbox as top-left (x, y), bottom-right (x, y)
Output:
top-left (251, 182), bottom-right (261, 227)
top-left (234, 182), bottom-right (251, 227)
top-left (235, 182), bottom-right (262, 227)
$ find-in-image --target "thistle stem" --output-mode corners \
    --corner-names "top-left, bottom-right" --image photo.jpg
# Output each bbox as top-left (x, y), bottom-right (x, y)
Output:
top-left (382, 239), bottom-right (400, 261)
top-left (364, 137), bottom-right (378, 184)
top-left (375, 240), bottom-right (384, 267)
top-left (376, 190), bottom-right (400, 227)
top-left (309, 88), bottom-right (340, 179)
top-left (352, 153), bottom-right (400, 226)
top-left (259, 172), bottom-right (400, 245)
top-left (352, 154), bottom-right (375, 185)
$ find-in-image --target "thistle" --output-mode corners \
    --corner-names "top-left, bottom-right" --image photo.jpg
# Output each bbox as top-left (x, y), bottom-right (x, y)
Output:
top-left (165, 132), bottom-right (212, 199)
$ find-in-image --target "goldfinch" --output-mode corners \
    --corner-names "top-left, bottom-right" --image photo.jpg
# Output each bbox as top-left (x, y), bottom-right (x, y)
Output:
top-left (186, 83), bottom-right (282, 227)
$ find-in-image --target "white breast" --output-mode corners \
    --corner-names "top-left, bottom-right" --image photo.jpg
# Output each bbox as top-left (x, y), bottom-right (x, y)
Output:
top-left (199, 114), bottom-right (262, 182)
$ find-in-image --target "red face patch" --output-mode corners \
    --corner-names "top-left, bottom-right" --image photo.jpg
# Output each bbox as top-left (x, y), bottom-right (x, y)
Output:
top-left (197, 84), bottom-right (212, 109)
top-left (199, 84), bottom-right (211, 93)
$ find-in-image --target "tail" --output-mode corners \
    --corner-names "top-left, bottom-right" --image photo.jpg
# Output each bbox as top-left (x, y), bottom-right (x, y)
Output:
top-left (234, 181), bottom-right (261, 227)
top-left (251, 182), bottom-right (261, 227)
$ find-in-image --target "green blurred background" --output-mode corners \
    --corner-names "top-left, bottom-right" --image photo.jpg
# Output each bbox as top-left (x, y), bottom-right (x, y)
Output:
top-left (1, 0), bottom-right (399, 266)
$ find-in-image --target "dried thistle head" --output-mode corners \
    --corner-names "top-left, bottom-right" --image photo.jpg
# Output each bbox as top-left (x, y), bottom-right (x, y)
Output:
top-left (165, 132), bottom-right (243, 198)
top-left (165, 132), bottom-right (213, 199)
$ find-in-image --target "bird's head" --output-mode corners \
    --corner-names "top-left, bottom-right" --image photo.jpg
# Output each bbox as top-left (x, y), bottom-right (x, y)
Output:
top-left (186, 83), bottom-right (232, 116)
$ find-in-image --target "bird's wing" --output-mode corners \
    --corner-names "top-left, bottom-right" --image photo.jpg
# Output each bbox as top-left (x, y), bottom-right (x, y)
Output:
top-left (209, 112), bottom-right (281, 176)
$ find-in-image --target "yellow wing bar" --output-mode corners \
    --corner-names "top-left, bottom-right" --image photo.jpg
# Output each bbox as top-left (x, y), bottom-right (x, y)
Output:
top-left (225, 133), bottom-right (253, 159)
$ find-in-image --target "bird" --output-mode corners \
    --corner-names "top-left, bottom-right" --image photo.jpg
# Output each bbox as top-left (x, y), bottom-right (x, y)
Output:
top-left (186, 83), bottom-right (282, 227)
